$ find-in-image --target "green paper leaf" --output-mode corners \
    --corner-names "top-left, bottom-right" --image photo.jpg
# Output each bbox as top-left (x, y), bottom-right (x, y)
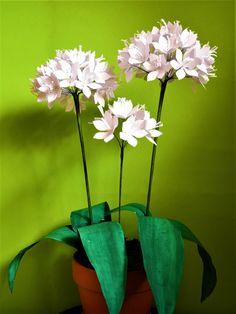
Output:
top-left (138, 217), bottom-right (184, 314)
top-left (78, 222), bottom-right (127, 314)
top-left (8, 226), bottom-right (78, 292)
top-left (168, 219), bottom-right (217, 302)
top-left (70, 202), bottom-right (111, 231)
top-left (110, 202), bottom-right (148, 217)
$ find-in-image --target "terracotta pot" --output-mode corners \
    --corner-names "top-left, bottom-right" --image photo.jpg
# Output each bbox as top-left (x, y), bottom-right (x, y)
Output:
top-left (72, 255), bottom-right (153, 314)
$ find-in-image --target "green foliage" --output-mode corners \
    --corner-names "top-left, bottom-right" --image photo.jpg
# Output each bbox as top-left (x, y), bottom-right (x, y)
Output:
top-left (78, 222), bottom-right (127, 314)
top-left (70, 202), bottom-right (111, 231)
top-left (138, 217), bottom-right (184, 314)
top-left (8, 203), bottom-right (217, 314)
top-left (8, 226), bottom-right (78, 292)
top-left (110, 202), bottom-right (148, 217)
top-left (168, 219), bottom-right (217, 302)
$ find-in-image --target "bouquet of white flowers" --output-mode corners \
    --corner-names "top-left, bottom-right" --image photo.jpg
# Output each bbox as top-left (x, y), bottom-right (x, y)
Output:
top-left (8, 20), bottom-right (217, 314)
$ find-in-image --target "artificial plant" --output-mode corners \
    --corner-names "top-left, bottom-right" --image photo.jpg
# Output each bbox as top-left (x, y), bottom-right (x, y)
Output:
top-left (8, 20), bottom-right (217, 314)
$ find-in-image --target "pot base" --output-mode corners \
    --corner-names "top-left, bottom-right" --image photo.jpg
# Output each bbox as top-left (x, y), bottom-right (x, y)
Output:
top-left (72, 255), bottom-right (154, 314)
top-left (61, 305), bottom-right (158, 313)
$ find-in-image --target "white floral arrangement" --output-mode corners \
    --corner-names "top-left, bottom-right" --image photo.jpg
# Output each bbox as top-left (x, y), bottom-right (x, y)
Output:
top-left (118, 19), bottom-right (217, 85)
top-left (32, 47), bottom-right (117, 110)
top-left (9, 20), bottom-right (217, 314)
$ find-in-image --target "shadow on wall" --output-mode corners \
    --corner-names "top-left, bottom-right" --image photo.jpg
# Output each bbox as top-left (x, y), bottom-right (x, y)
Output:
top-left (0, 240), bottom-right (79, 313)
top-left (0, 104), bottom-right (77, 149)
top-left (0, 102), bottom-right (116, 153)
top-left (0, 104), bottom-right (112, 311)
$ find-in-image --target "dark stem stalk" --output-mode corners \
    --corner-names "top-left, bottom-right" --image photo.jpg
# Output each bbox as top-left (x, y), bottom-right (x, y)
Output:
top-left (73, 92), bottom-right (93, 224)
top-left (118, 141), bottom-right (125, 223)
top-left (146, 80), bottom-right (168, 215)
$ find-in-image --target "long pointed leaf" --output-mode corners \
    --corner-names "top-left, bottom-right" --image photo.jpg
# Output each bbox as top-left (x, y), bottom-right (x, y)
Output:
top-left (168, 219), bottom-right (217, 301)
top-left (70, 202), bottom-right (111, 231)
top-left (8, 226), bottom-right (78, 292)
top-left (139, 217), bottom-right (184, 314)
top-left (110, 202), bottom-right (147, 217)
top-left (78, 222), bottom-right (127, 314)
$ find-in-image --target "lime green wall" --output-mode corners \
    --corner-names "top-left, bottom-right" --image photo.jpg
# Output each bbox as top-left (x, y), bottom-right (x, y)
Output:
top-left (0, 1), bottom-right (235, 313)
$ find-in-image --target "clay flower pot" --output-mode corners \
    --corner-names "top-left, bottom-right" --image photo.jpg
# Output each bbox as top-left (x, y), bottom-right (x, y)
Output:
top-left (72, 254), bottom-right (153, 314)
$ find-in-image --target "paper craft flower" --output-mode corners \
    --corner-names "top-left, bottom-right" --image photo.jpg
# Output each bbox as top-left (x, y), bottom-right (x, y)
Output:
top-left (92, 97), bottom-right (162, 147)
top-left (32, 47), bottom-right (117, 110)
top-left (93, 111), bottom-right (118, 142)
top-left (118, 20), bottom-right (217, 85)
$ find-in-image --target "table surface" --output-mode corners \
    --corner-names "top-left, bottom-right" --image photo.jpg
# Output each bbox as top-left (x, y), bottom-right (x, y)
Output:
top-left (60, 305), bottom-right (158, 313)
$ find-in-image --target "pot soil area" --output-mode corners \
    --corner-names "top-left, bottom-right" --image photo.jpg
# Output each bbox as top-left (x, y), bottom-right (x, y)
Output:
top-left (74, 238), bottom-right (144, 272)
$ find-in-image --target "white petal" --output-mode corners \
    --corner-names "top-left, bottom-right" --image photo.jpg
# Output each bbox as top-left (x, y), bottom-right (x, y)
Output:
top-left (176, 68), bottom-right (186, 80)
top-left (170, 60), bottom-right (180, 70)
top-left (119, 132), bottom-right (128, 141)
top-left (97, 105), bottom-right (105, 116)
top-left (176, 49), bottom-right (183, 63)
top-left (60, 80), bottom-right (70, 88)
top-left (185, 69), bottom-right (198, 77)
top-left (88, 82), bottom-right (102, 89)
top-left (104, 133), bottom-right (114, 142)
top-left (146, 136), bottom-right (157, 145)
top-left (83, 86), bottom-right (91, 98)
top-left (75, 81), bottom-right (83, 89)
top-left (93, 120), bottom-right (107, 131)
top-left (54, 70), bottom-right (67, 80)
top-left (147, 71), bottom-right (158, 81)
top-left (93, 132), bottom-right (108, 140)
top-left (145, 118), bottom-right (156, 130)
top-left (133, 129), bottom-right (147, 138)
top-left (149, 130), bottom-right (162, 137)
top-left (127, 135), bottom-right (138, 147)
top-left (47, 93), bottom-right (57, 103)
top-left (128, 57), bottom-right (142, 65)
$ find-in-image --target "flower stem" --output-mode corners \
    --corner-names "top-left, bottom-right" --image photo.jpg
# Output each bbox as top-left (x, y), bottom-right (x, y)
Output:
top-left (146, 80), bottom-right (167, 215)
top-left (73, 92), bottom-right (93, 224)
top-left (118, 141), bottom-right (125, 223)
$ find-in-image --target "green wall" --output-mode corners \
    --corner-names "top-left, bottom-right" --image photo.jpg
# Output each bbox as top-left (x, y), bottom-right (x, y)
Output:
top-left (0, 1), bottom-right (235, 313)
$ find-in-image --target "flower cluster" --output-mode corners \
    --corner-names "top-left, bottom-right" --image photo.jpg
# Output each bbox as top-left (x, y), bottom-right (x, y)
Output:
top-left (92, 98), bottom-right (162, 147)
top-left (32, 47), bottom-right (117, 110)
top-left (118, 20), bottom-right (217, 85)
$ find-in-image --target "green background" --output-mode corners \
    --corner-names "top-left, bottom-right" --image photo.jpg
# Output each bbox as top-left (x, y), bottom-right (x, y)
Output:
top-left (0, 0), bottom-right (235, 313)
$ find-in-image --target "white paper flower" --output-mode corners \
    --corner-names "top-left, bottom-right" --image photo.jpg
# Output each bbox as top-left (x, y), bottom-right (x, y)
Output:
top-left (32, 47), bottom-right (117, 110)
top-left (170, 49), bottom-right (198, 80)
top-left (120, 116), bottom-right (147, 147)
top-left (118, 20), bottom-right (217, 85)
top-left (93, 110), bottom-right (118, 142)
top-left (92, 98), bottom-right (162, 147)
top-left (144, 54), bottom-right (172, 81)
top-left (32, 73), bottom-right (61, 107)
top-left (109, 97), bottom-right (136, 119)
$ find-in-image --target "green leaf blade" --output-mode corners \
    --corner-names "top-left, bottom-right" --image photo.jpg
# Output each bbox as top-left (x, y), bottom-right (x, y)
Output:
top-left (168, 219), bottom-right (217, 301)
top-left (138, 217), bottom-right (184, 314)
top-left (70, 202), bottom-right (111, 231)
top-left (110, 202), bottom-right (147, 217)
top-left (78, 222), bottom-right (127, 314)
top-left (8, 225), bottom-right (78, 293)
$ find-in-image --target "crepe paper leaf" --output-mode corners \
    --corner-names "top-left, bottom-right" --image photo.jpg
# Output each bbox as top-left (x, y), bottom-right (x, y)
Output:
top-left (8, 242), bottom-right (38, 293)
top-left (78, 222), bottom-right (127, 314)
top-left (110, 203), bottom-right (148, 217)
top-left (8, 226), bottom-right (78, 293)
top-left (138, 217), bottom-right (184, 314)
top-left (168, 219), bottom-right (217, 302)
top-left (70, 202), bottom-right (111, 231)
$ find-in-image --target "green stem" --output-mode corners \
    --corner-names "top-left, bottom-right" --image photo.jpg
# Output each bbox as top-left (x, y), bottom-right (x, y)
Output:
top-left (73, 92), bottom-right (93, 224)
top-left (118, 141), bottom-right (125, 223)
top-left (146, 80), bottom-right (168, 215)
